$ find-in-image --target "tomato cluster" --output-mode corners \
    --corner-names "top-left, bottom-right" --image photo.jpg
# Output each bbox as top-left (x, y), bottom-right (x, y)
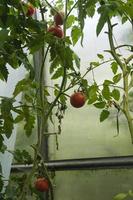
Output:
top-left (48, 11), bottom-right (64, 38)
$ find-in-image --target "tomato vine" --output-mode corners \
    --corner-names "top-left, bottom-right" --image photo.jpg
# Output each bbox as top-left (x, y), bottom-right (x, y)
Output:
top-left (0, 0), bottom-right (133, 199)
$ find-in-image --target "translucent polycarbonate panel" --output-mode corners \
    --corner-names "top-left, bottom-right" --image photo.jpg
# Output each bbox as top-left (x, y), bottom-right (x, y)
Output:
top-left (0, 66), bottom-right (26, 182)
top-left (49, 105), bottom-right (133, 160)
top-left (48, 15), bottom-right (133, 160)
top-left (54, 169), bottom-right (133, 200)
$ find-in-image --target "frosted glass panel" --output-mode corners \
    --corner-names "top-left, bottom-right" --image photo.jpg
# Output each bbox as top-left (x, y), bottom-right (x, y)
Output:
top-left (54, 169), bottom-right (133, 200)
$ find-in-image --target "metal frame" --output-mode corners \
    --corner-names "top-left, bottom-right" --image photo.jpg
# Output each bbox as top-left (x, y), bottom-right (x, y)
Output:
top-left (11, 155), bottom-right (133, 172)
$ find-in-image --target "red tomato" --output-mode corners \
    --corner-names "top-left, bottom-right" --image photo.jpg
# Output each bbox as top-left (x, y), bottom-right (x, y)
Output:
top-left (35, 178), bottom-right (49, 192)
top-left (70, 92), bottom-right (86, 108)
top-left (26, 4), bottom-right (35, 17)
top-left (48, 26), bottom-right (64, 38)
top-left (54, 11), bottom-right (64, 26)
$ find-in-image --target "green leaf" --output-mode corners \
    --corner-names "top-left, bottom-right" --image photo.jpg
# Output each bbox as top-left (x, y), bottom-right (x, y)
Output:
top-left (66, 15), bottom-right (76, 29)
top-left (102, 85), bottom-right (111, 100)
top-left (97, 53), bottom-right (104, 60)
top-left (87, 84), bottom-right (98, 104)
top-left (52, 67), bottom-right (63, 79)
top-left (50, 56), bottom-right (61, 74)
top-left (96, 6), bottom-right (109, 36)
top-left (0, 29), bottom-right (9, 42)
top-left (0, 174), bottom-right (4, 192)
top-left (100, 110), bottom-right (110, 122)
top-left (14, 114), bottom-right (24, 123)
top-left (90, 61), bottom-right (100, 67)
top-left (22, 107), bottom-right (35, 137)
top-left (128, 190), bottom-right (133, 197)
top-left (71, 26), bottom-right (82, 45)
top-left (0, 65), bottom-right (9, 82)
top-left (111, 62), bottom-right (118, 74)
top-left (73, 52), bottom-right (80, 69)
top-left (87, 4), bottom-right (95, 17)
top-left (13, 149), bottom-right (33, 164)
top-left (113, 193), bottom-right (128, 200)
top-left (13, 78), bottom-right (31, 97)
top-left (113, 73), bottom-right (122, 83)
top-left (112, 89), bottom-right (120, 101)
top-left (0, 98), bottom-right (14, 138)
top-left (104, 80), bottom-right (114, 85)
top-left (64, 46), bottom-right (73, 69)
top-left (0, 134), bottom-right (4, 152)
top-left (94, 101), bottom-right (106, 109)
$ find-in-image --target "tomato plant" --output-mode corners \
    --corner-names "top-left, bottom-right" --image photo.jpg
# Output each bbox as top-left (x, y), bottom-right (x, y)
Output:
top-left (0, 0), bottom-right (132, 200)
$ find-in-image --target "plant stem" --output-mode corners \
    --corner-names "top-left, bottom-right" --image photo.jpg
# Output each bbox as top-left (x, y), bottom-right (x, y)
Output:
top-left (107, 18), bottom-right (133, 143)
top-left (115, 44), bottom-right (133, 50)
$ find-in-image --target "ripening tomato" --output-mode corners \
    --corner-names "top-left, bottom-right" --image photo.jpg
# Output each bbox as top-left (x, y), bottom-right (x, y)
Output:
top-left (48, 26), bottom-right (64, 38)
top-left (70, 92), bottom-right (86, 108)
top-left (26, 3), bottom-right (35, 16)
top-left (34, 178), bottom-right (49, 192)
top-left (54, 11), bottom-right (64, 26)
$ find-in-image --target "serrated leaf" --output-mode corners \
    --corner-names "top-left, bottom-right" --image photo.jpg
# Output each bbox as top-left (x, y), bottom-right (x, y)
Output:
top-left (102, 85), bottom-right (111, 100)
top-left (13, 78), bottom-right (30, 97)
top-left (13, 149), bottom-right (33, 164)
top-left (1, 98), bottom-right (14, 138)
top-left (113, 73), bottom-right (122, 83)
top-left (112, 89), bottom-right (120, 101)
top-left (100, 110), bottom-right (110, 122)
top-left (113, 193), bottom-right (128, 200)
top-left (111, 62), bottom-right (118, 74)
top-left (94, 101), bottom-right (106, 108)
top-left (71, 26), bottom-right (82, 45)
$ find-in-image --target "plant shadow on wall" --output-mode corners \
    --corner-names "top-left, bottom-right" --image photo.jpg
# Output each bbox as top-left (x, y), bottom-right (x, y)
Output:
top-left (0, 0), bottom-right (133, 200)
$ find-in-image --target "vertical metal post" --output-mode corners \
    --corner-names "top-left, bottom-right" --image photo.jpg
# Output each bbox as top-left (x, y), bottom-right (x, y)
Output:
top-left (33, 49), bottom-right (49, 200)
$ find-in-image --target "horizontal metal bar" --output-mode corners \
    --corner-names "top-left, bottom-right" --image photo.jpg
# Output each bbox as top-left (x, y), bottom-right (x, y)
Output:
top-left (11, 155), bottom-right (133, 172)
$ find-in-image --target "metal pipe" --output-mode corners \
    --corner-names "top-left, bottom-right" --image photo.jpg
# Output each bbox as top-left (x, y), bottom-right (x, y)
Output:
top-left (11, 155), bottom-right (133, 172)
